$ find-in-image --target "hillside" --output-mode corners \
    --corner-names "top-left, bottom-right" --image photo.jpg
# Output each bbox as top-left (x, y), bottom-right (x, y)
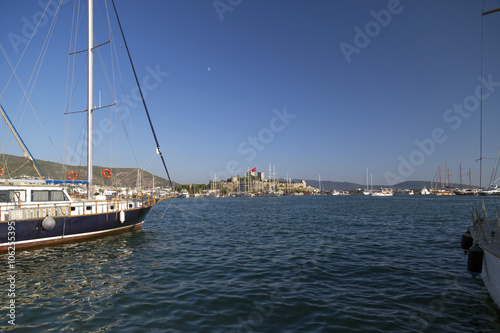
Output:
top-left (0, 154), bottom-right (176, 188)
top-left (304, 179), bottom-right (437, 191)
top-left (0, 153), bottom-right (453, 191)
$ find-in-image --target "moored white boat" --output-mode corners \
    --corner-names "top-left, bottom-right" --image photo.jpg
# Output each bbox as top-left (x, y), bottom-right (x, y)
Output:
top-left (463, 4), bottom-right (500, 309)
top-left (482, 184), bottom-right (500, 195)
top-left (0, 1), bottom-right (173, 252)
top-left (371, 188), bottom-right (393, 196)
top-left (0, 181), bottom-right (161, 251)
top-left (468, 211), bottom-right (500, 308)
top-left (481, 242), bottom-right (500, 308)
top-left (420, 187), bottom-right (430, 195)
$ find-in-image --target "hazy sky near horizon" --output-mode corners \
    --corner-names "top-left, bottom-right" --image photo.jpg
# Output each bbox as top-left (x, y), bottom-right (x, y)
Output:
top-left (1, 0), bottom-right (500, 186)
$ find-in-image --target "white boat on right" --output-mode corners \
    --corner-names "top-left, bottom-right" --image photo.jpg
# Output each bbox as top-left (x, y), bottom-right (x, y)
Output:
top-left (481, 184), bottom-right (500, 195)
top-left (462, 4), bottom-right (500, 310)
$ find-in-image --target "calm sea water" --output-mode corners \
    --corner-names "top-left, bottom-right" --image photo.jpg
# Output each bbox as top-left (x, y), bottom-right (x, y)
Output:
top-left (2, 195), bottom-right (500, 332)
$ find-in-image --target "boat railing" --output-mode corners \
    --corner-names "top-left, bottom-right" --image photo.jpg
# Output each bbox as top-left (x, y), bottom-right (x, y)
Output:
top-left (0, 194), bottom-right (161, 222)
top-left (6, 205), bottom-right (70, 221)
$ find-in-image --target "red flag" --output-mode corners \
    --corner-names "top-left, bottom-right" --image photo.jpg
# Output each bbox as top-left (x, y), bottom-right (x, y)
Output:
top-left (251, 167), bottom-right (257, 172)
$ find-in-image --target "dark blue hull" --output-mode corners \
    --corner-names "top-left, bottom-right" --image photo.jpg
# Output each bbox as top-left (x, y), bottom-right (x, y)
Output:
top-left (0, 206), bottom-right (152, 252)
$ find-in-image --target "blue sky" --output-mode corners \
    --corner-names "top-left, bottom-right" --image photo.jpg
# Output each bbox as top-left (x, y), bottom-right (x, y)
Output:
top-left (1, 0), bottom-right (500, 186)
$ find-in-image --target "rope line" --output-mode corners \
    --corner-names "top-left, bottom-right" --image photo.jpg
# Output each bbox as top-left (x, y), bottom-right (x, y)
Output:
top-left (111, 0), bottom-right (174, 189)
top-left (153, 197), bottom-right (208, 221)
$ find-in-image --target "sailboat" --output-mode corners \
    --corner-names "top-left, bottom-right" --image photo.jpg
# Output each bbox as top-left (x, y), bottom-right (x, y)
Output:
top-left (0, 1), bottom-right (173, 252)
top-left (433, 164), bottom-right (455, 196)
top-left (363, 168), bottom-right (371, 195)
top-left (209, 173), bottom-right (220, 198)
top-left (464, 5), bottom-right (500, 308)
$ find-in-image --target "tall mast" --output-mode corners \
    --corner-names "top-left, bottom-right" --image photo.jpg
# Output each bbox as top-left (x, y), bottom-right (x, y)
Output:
top-left (439, 165), bottom-right (442, 189)
top-left (87, 0), bottom-right (94, 199)
top-left (460, 163), bottom-right (463, 190)
top-left (365, 168), bottom-right (368, 191)
top-left (469, 167), bottom-right (472, 190)
top-left (448, 168), bottom-right (451, 188)
top-left (273, 165), bottom-right (276, 192)
top-left (268, 163), bottom-right (271, 192)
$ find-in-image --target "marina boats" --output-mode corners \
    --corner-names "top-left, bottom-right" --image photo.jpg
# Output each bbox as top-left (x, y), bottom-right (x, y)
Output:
top-left (433, 189), bottom-right (455, 196)
top-left (420, 186), bottom-right (431, 195)
top-left (455, 164), bottom-right (478, 195)
top-left (432, 164), bottom-right (456, 195)
top-left (393, 189), bottom-right (415, 195)
top-left (180, 189), bottom-right (190, 198)
top-left (363, 168), bottom-right (373, 195)
top-left (0, 1), bottom-right (173, 252)
top-left (371, 188), bottom-right (393, 197)
top-left (455, 188), bottom-right (480, 196)
top-left (209, 190), bottom-right (220, 198)
top-left (209, 174), bottom-right (220, 198)
top-left (463, 5), bottom-right (500, 308)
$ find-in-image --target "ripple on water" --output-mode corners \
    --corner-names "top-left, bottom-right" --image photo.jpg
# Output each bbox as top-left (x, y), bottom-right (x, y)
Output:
top-left (2, 196), bottom-right (500, 332)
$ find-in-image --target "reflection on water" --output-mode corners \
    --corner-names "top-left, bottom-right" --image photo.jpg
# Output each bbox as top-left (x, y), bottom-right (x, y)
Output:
top-left (1, 234), bottom-right (145, 331)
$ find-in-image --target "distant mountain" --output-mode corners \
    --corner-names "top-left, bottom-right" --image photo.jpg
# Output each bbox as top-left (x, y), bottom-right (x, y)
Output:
top-left (0, 154), bottom-right (177, 188)
top-left (303, 179), bottom-right (439, 191)
top-left (304, 180), bottom-right (362, 191)
top-left (393, 181), bottom-right (433, 189)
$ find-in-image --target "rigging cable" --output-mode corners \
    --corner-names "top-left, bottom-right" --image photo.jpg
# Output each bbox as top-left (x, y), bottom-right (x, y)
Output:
top-left (0, 0), bottom-right (57, 98)
top-left (110, 0), bottom-right (174, 190)
top-left (0, 0), bottom-right (58, 172)
top-left (0, 0), bottom-right (65, 173)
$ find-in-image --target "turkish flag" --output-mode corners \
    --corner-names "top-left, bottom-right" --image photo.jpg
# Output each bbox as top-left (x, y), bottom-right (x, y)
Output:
top-left (251, 167), bottom-right (257, 172)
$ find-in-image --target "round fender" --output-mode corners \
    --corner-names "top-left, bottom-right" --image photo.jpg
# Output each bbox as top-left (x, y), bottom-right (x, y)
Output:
top-left (42, 216), bottom-right (56, 231)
